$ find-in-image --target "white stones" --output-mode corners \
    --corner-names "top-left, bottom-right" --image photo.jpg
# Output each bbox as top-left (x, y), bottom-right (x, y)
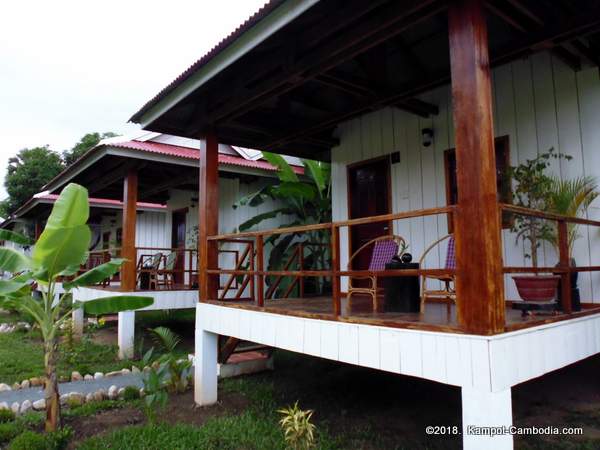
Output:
top-left (32, 399), bottom-right (46, 411)
top-left (105, 371), bottom-right (121, 378)
top-left (93, 372), bottom-right (104, 380)
top-left (71, 371), bottom-right (83, 381)
top-left (85, 393), bottom-right (94, 403)
top-left (29, 377), bottom-right (42, 387)
top-left (84, 374), bottom-right (93, 381)
top-left (143, 366), bottom-right (151, 373)
top-left (139, 388), bottom-right (145, 398)
top-left (20, 400), bottom-right (32, 414)
top-left (21, 379), bottom-right (30, 389)
top-left (11, 402), bottom-right (19, 415)
top-left (117, 387), bottom-right (125, 398)
top-left (93, 389), bottom-right (106, 402)
top-left (11, 383), bottom-right (20, 391)
top-left (0, 402), bottom-right (9, 410)
top-left (107, 385), bottom-right (118, 400)
top-left (67, 393), bottom-right (85, 406)
top-left (121, 368), bottom-right (131, 375)
top-left (0, 383), bottom-right (11, 392)
top-left (59, 394), bottom-right (70, 406)
top-left (131, 366), bottom-right (140, 374)
top-left (0, 322), bottom-right (31, 333)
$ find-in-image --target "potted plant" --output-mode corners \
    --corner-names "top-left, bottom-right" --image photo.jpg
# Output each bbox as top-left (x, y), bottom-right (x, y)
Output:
top-left (509, 149), bottom-right (569, 302)
top-left (546, 175), bottom-right (598, 310)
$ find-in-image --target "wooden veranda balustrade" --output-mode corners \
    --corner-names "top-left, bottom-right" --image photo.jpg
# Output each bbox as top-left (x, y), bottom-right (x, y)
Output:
top-left (499, 204), bottom-right (600, 315)
top-left (203, 203), bottom-right (600, 332)
top-left (207, 205), bottom-right (458, 313)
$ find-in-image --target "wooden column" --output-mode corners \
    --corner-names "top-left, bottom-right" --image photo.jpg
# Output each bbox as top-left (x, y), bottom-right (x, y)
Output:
top-left (34, 220), bottom-right (43, 241)
top-left (121, 169), bottom-right (138, 291)
top-left (199, 133), bottom-right (219, 302)
top-left (331, 225), bottom-right (341, 315)
top-left (448, 0), bottom-right (505, 334)
top-left (557, 220), bottom-right (572, 313)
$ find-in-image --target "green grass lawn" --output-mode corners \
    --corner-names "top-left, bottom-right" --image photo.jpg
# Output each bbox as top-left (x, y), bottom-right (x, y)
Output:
top-left (0, 330), bottom-right (134, 384)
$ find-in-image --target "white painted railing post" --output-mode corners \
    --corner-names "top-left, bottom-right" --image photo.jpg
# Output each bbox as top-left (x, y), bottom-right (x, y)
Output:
top-left (72, 307), bottom-right (84, 339)
top-left (118, 311), bottom-right (135, 360)
top-left (194, 303), bottom-right (218, 405)
top-left (462, 386), bottom-right (513, 450)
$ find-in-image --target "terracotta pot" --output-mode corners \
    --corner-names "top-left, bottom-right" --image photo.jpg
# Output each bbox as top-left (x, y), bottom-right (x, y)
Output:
top-left (512, 275), bottom-right (560, 302)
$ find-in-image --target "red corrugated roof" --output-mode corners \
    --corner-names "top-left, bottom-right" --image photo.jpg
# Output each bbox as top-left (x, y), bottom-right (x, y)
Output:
top-left (39, 194), bottom-right (166, 210)
top-left (110, 140), bottom-right (304, 174)
top-left (130, 0), bottom-right (284, 123)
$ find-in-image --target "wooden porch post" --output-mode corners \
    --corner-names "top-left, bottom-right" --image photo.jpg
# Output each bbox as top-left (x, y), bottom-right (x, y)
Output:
top-left (121, 169), bottom-right (138, 291)
top-left (198, 133), bottom-right (219, 302)
top-left (448, 0), bottom-right (505, 334)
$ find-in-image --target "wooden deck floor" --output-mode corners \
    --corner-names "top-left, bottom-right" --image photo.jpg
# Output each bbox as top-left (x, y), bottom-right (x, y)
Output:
top-left (207, 296), bottom-right (600, 334)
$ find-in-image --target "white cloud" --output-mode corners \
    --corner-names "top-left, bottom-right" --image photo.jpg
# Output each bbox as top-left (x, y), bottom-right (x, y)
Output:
top-left (0, 0), bottom-right (268, 198)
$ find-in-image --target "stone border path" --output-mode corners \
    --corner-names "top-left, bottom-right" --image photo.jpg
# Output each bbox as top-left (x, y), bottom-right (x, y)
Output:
top-left (0, 374), bottom-right (144, 405)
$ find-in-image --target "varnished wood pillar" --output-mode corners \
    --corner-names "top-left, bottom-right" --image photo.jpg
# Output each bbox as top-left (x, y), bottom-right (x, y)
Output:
top-left (448, 0), bottom-right (505, 334)
top-left (121, 169), bottom-right (138, 291)
top-left (198, 133), bottom-right (219, 302)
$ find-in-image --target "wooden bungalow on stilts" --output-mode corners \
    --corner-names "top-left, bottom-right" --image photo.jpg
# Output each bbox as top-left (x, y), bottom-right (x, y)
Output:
top-left (129, 1), bottom-right (600, 448)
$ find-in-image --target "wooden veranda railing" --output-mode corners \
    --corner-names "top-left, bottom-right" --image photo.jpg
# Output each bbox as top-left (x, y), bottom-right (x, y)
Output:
top-left (207, 205), bottom-right (458, 315)
top-left (499, 204), bottom-right (600, 314)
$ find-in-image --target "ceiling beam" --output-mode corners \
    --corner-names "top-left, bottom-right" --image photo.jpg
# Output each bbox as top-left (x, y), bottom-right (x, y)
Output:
top-left (202, 0), bottom-right (446, 127)
top-left (485, 2), bottom-right (528, 33)
top-left (139, 173), bottom-right (198, 200)
top-left (552, 46), bottom-right (582, 71)
top-left (503, 0), bottom-right (544, 26)
top-left (86, 161), bottom-right (146, 195)
top-left (571, 39), bottom-right (600, 68)
top-left (259, 13), bottom-right (600, 152)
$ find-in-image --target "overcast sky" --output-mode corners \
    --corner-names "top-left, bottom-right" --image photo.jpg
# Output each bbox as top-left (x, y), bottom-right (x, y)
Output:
top-left (0, 0), bottom-right (267, 199)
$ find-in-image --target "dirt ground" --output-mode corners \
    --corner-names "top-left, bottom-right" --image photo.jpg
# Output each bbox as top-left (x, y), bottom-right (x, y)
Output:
top-left (86, 319), bottom-right (600, 449)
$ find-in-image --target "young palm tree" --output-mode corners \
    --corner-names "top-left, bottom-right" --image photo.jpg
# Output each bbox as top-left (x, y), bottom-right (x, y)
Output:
top-left (547, 175), bottom-right (599, 257)
top-left (0, 183), bottom-right (153, 432)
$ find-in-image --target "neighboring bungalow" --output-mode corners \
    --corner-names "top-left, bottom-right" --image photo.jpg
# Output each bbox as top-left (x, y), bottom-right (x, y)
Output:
top-left (40, 131), bottom-right (301, 358)
top-left (128, 1), bottom-right (600, 449)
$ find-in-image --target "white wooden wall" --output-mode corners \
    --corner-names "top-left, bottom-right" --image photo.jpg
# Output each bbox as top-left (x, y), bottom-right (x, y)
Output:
top-left (198, 302), bottom-right (600, 390)
top-left (166, 177), bottom-right (290, 295)
top-left (97, 211), bottom-right (169, 249)
top-left (331, 52), bottom-right (600, 301)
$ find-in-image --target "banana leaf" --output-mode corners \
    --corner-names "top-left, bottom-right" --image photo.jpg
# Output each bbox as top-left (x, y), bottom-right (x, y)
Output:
top-left (262, 152), bottom-right (299, 183)
top-left (0, 248), bottom-right (32, 273)
top-left (81, 295), bottom-right (154, 315)
top-left (63, 259), bottom-right (125, 289)
top-left (0, 229), bottom-right (34, 246)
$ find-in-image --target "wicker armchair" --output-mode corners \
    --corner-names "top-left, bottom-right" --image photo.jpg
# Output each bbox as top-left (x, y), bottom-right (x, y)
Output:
top-left (419, 234), bottom-right (456, 313)
top-left (347, 235), bottom-right (406, 312)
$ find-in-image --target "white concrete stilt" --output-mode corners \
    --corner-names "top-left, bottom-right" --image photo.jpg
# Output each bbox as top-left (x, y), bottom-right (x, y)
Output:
top-left (462, 386), bottom-right (513, 450)
top-left (72, 307), bottom-right (84, 338)
top-left (117, 311), bottom-right (135, 360)
top-left (194, 305), bottom-right (218, 406)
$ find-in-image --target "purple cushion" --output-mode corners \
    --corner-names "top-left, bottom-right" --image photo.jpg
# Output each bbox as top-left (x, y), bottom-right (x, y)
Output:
top-left (445, 236), bottom-right (456, 270)
top-left (368, 240), bottom-right (399, 271)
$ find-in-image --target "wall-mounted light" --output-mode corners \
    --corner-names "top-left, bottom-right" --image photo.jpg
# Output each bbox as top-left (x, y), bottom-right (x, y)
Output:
top-left (421, 128), bottom-right (434, 148)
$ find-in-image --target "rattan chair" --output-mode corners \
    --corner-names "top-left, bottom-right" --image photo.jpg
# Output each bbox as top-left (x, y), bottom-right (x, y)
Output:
top-left (419, 234), bottom-right (456, 313)
top-left (347, 235), bottom-right (406, 312)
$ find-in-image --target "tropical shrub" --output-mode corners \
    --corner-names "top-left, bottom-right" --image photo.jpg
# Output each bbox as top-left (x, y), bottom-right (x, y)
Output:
top-left (278, 401), bottom-right (316, 450)
top-left (149, 326), bottom-right (192, 393)
top-left (7, 427), bottom-right (71, 450)
top-left (0, 183), bottom-right (153, 432)
top-left (123, 385), bottom-right (141, 401)
top-left (0, 409), bottom-right (15, 423)
top-left (234, 154), bottom-right (331, 296)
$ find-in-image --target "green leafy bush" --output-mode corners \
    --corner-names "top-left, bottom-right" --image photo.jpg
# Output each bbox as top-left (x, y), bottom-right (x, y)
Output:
top-left (123, 385), bottom-right (140, 401)
top-left (8, 427), bottom-right (72, 450)
top-left (0, 409), bottom-right (15, 423)
top-left (0, 422), bottom-right (21, 444)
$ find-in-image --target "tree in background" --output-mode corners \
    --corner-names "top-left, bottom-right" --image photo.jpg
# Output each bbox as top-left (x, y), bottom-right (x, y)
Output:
top-left (1, 132), bottom-right (119, 217)
top-left (1, 146), bottom-right (64, 215)
top-left (62, 131), bottom-right (119, 166)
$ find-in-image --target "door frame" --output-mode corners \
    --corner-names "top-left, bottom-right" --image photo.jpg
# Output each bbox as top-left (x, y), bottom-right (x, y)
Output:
top-left (346, 155), bottom-right (393, 266)
top-left (171, 208), bottom-right (189, 285)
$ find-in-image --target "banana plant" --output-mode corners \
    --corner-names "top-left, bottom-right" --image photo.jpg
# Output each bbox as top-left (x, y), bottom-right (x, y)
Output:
top-left (233, 153), bottom-right (332, 296)
top-left (0, 183), bottom-right (153, 432)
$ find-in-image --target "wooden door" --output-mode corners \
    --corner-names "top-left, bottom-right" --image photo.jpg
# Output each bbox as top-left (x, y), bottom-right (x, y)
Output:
top-left (171, 209), bottom-right (187, 285)
top-left (347, 157), bottom-right (392, 271)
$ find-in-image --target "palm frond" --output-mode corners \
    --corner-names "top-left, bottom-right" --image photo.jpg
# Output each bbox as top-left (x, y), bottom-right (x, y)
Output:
top-left (150, 326), bottom-right (181, 353)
